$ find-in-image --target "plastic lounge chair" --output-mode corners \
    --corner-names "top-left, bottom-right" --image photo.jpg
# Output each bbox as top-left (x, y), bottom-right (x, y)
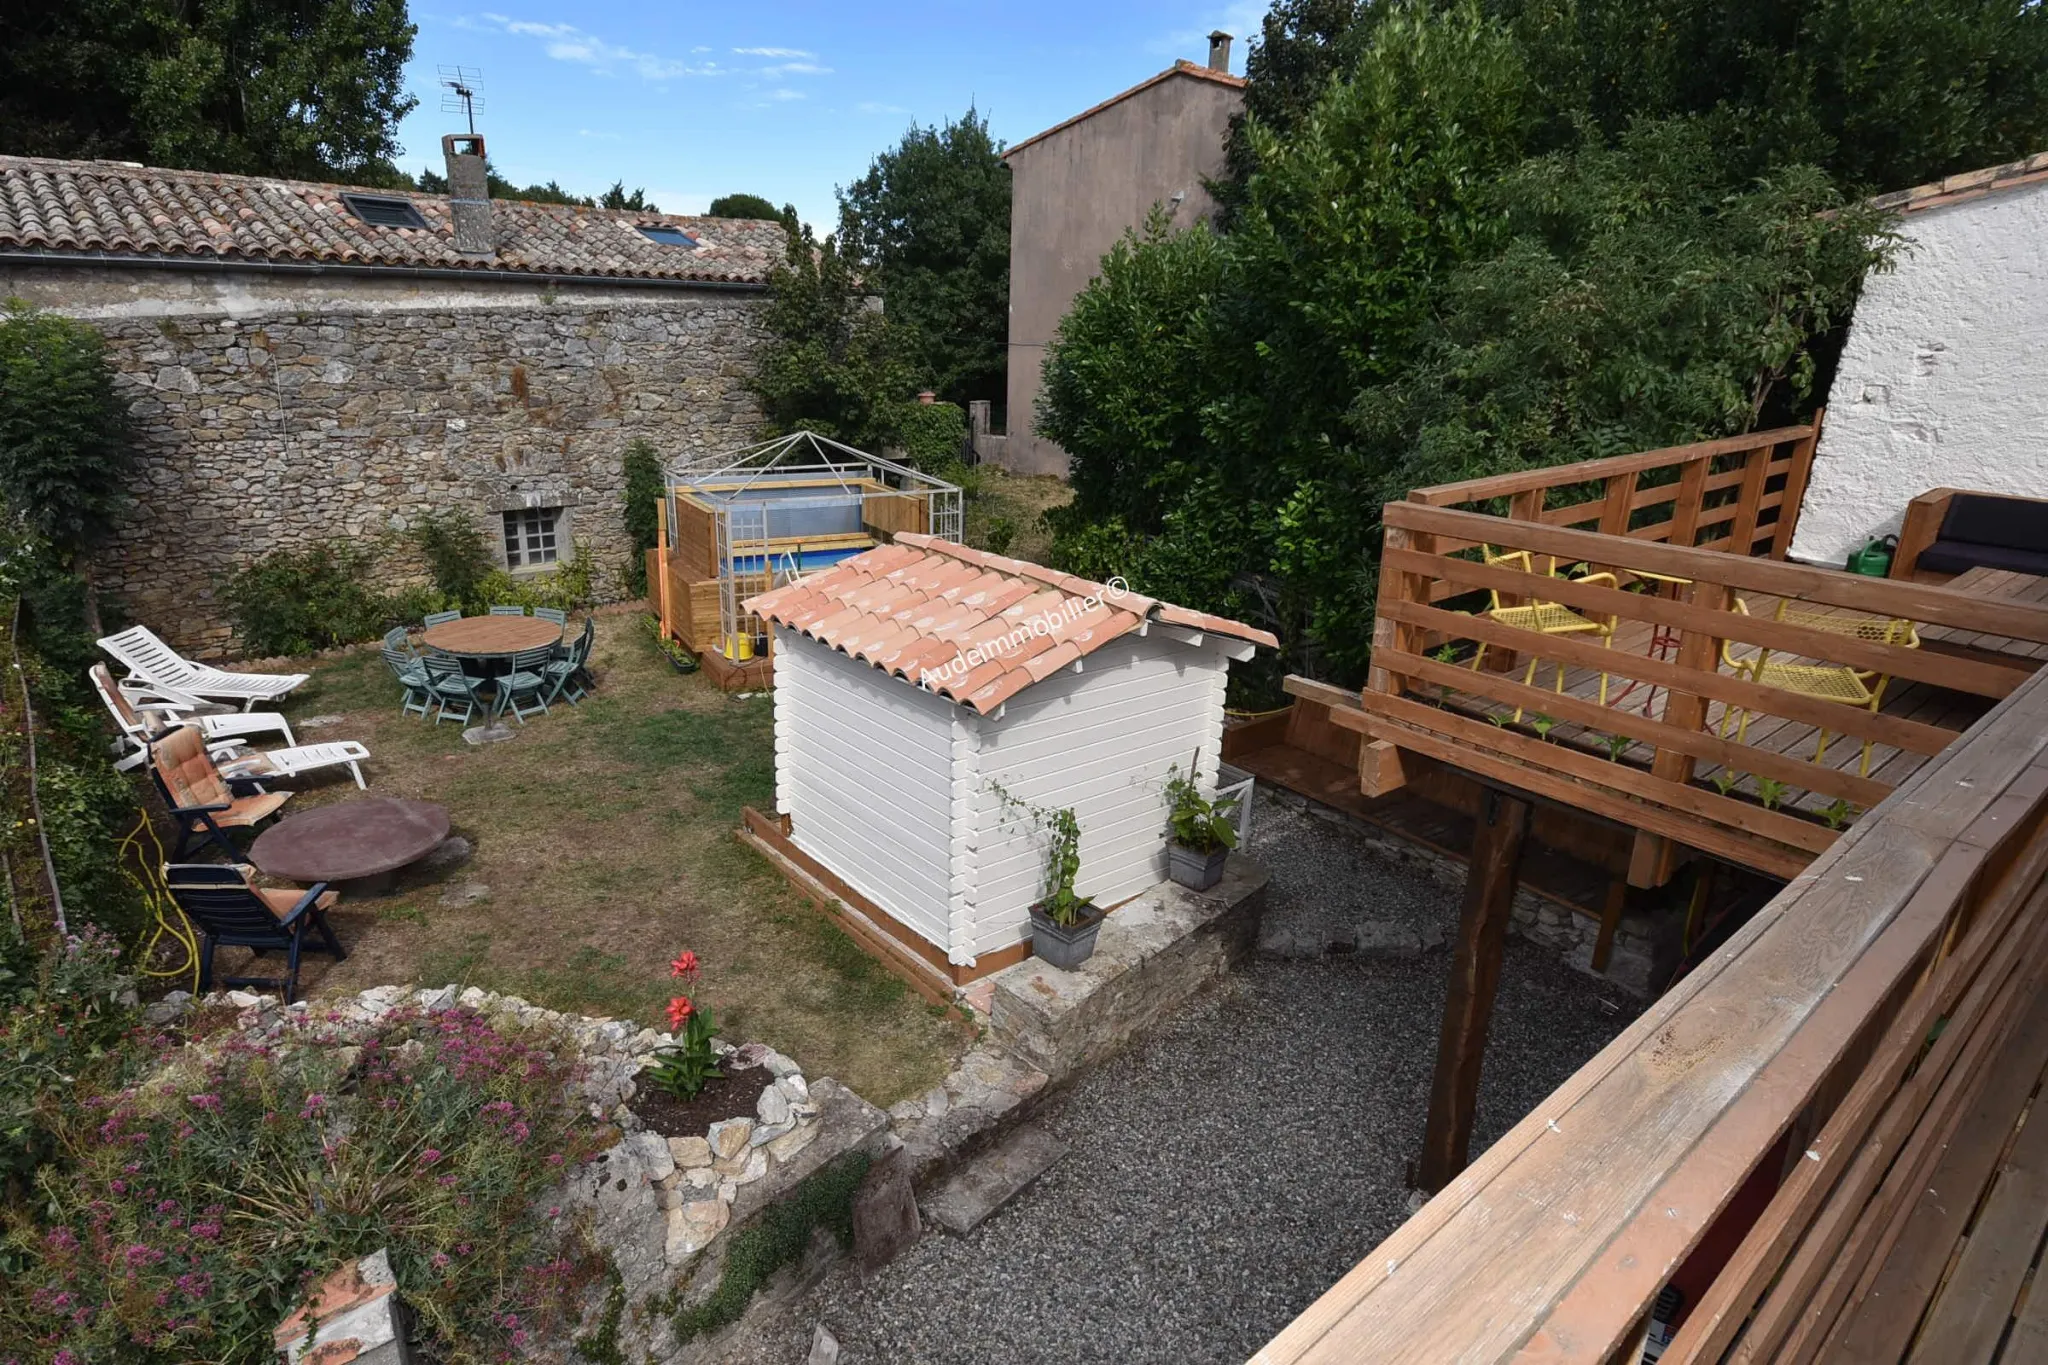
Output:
top-left (98, 625), bottom-right (308, 711)
top-left (489, 604), bottom-right (528, 617)
top-left (1465, 548), bottom-right (1620, 720)
top-left (219, 741), bottom-right (372, 791)
top-left (148, 725), bottom-right (292, 860)
top-left (424, 610), bottom-right (463, 628)
top-left (381, 628), bottom-right (432, 719)
top-left (533, 607), bottom-right (568, 626)
top-left (543, 617), bottom-right (595, 706)
top-left (1718, 598), bottom-right (1921, 777)
top-left (423, 654), bottom-right (488, 726)
top-left (495, 646), bottom-right (557, 723)
top-left (90, 664), bottom-right (296, 772)
top-left (162, 863), bottom-right (344, 1004)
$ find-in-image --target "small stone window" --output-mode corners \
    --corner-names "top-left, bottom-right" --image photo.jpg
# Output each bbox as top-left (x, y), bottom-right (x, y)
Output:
top-left (503, 507), bottom-right (560, 569)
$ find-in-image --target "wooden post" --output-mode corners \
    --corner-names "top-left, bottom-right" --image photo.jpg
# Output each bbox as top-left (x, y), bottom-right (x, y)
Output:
top-left (1768, 409), bottom-right (1822, 559)
top-left (1629, 581), bottom-right (1731, 888)
top-left (1727, 441), bottom-right (1774, 557)
top-left (1414, 787), bottom-right (1531, 1193)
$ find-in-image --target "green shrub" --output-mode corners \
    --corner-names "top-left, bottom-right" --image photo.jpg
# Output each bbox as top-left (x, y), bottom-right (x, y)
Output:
top-left (622, 440), bottom-right (665, 595)
top-left (895, 400), bottom-right (966, 474)
top-left (671, 1151), bottom-right (872, 1342)
top-left (3, 1004), bottom-right (606, 1362)
top-left (0, 926), bottom-right (134, 1193)
top-left (0, 302), bottom-right (136, 566)
top-left (221, 539), bottom-right (398, 655)
top-left (410, 509), bottom-right (496, 606)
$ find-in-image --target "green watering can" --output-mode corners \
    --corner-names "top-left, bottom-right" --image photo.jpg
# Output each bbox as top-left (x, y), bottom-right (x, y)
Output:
top-left (1846, 535), bottom-right (1897, 577)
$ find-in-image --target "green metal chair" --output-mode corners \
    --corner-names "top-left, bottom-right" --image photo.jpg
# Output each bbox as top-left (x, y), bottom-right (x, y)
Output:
top-left (489, 605), bottom-right (528, 617)
top-left (423, 653), bottom-right (489, 726)
top-left (543, 617), bottom-right (595, 706)
top-left (495, 646), bottom-right (557, 723)
top-left (381, 627), bottom-right (431, 718)
top-left (423, 609), bottom-right (462, 627)
top-left (533, 607), bottom-right (568, 627)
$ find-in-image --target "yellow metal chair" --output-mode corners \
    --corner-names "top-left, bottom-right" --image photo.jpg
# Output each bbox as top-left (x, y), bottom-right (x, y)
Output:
top-left (1467, 548), bottom-right (1620, 719)
top-left (1718, 598), bottom-right (1921, 777)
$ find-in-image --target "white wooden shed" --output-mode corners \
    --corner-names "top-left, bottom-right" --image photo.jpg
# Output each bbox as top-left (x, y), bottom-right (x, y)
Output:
top-left (743, 534), bottom-right (1276, 986)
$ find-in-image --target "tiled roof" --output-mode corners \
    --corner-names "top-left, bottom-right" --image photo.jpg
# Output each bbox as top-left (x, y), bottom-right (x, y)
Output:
top-left (1871, 151), bottom-right (2048, 216)
top-left (1005, 61), bottom-right (1246, 160)
top-left (744, 534), bottom-right (1278, 715)
top-left (0, 154), bottom-right (785, 284)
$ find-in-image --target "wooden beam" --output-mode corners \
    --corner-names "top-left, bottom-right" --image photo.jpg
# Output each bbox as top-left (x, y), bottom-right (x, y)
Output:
top-left (1591, 877), bottom-right (1628, 975)
top-left (1414, 788), bottom-right (1530, 1194)
top-left (1362, 739), bottom-right (1408, 797)
top-left (1408, 426), bottom-right (1814, 507)
top-left (1768, 408), bottom-right (1821, 559)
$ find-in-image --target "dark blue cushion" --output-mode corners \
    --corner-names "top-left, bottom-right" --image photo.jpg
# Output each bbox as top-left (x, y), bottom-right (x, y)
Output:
top-left (1939, 494), bottom-right (2048, 552)
top-left (1918, 538), bottom-right (2048, 576)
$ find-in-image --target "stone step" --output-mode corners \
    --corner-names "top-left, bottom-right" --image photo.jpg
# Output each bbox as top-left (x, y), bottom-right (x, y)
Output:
top-left (920, 1123), bottom-right (1066, 1237)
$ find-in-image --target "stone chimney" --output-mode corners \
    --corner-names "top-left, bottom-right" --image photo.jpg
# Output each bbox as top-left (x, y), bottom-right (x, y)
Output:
top-left (441, 133), bottom-right (494, 258)
top-left (1208, 30), bottom-right (1233, 73)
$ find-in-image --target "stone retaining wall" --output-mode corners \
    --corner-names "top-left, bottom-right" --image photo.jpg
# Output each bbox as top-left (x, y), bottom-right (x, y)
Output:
top-left (1, 266), bottom-right (769, 656)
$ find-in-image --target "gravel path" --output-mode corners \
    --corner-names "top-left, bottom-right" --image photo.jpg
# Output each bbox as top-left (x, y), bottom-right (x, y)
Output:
top-left (720, 798), bottom-right (1640, 1365)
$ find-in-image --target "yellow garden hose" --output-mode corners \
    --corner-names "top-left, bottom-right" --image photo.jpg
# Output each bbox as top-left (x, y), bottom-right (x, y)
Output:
top-left (121, 811), bottom-right (199, 991)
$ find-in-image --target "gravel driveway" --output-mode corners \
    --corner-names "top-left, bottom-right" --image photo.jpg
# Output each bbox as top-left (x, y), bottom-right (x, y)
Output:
top-left (722, 798), bottom-right (1641, 1365)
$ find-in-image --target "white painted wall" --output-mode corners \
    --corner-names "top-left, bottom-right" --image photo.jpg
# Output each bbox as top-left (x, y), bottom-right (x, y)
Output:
top-left (1790, 181), bottom-right (2048, 567)
top-left (962, 633), bottom-right (1231, 959)
top-left (770, 629), bottom-right (968, 950)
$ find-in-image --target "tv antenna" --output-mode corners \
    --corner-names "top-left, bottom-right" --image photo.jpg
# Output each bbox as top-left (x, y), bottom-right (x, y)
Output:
top-left (438, 66), bottom-right (485, 134)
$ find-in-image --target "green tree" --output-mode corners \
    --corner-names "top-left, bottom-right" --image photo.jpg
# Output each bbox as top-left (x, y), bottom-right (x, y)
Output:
top-left (599, 181), bottom-right (657, 212)
top-left (750, 223), bottom-right (915, 452)
top-left (837, 108), bottom-right (1011, 407)
top-left (0, 0), bottom-right (417, 181)
top-left (708, 193), bottom-right (785, 221)
top-left (621, 439), bottom-right (664, 593)
top-left (0, 303), bottom-right (137, 635)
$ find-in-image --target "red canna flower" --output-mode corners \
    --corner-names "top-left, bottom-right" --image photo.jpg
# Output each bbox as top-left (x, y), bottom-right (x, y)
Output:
top-left (666, 995), bottom-right (694, 1030)
top-left (669, 950), bottom-right (700, 980)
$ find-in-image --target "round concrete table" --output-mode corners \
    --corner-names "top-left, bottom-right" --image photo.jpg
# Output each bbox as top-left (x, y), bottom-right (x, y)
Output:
top-left (420, 615), bottom-right (562, 676)
top-left (250, 798), bottom-right (451, 894)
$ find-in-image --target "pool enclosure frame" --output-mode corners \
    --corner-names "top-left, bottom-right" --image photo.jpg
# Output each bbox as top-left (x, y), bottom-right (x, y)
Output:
top-left (662, 431), bottom-right (963, 662)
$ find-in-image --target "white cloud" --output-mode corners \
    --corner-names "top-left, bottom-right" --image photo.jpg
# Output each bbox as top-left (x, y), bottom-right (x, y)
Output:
top-left (766, 88), bottom-right (806, 102)
top-left (576, 128), bottom-right (621, 140)
top-left (856, 101), bottom-right (911, 116)
top-left (465, 13), bottom-right (725, 81)
top-left (761, 61), bottom-right (832, 76)
top-left (733, 46), bottom-right (815, 58)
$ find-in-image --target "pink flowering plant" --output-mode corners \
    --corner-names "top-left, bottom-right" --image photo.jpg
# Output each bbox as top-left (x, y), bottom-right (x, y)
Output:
top-left (642, 949), bottom-right (722, 1101)
top-left (0, 1003), bottom-right (609, 1363)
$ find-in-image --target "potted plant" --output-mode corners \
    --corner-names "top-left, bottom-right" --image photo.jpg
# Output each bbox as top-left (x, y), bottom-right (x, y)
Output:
top-left (1027, 806), bottom-right (1105, 970)
top-left (645, 614), bottom-right (700, 674)
top-left (1163, 763), bottom-right (1239, 891)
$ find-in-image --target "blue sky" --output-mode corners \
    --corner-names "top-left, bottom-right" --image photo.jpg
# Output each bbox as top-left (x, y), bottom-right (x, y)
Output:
top-left (394, 1), bottom-right (1266, 230)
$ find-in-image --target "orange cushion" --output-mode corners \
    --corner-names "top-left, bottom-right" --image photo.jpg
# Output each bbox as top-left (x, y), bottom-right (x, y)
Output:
top-left (256, 886), bottom-right (339, 919)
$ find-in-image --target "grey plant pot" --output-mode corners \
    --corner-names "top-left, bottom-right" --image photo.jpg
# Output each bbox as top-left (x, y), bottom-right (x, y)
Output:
top-left (1029, 902), bottom-right (1106, 971)
top-left (1168, 842), bottom-right (1229, 891)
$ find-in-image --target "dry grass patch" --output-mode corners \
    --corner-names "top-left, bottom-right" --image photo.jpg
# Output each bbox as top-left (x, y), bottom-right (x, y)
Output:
top-left (227, 614), bottom-right (966, 1105)
top-left (963, 465), bottom-right (1072, 563)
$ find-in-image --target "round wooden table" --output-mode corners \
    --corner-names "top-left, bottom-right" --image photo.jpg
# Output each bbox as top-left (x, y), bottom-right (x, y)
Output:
top-left (250, 798), bottom-right (452, 893)
top-left (420, 615), bottom-right (562, 680)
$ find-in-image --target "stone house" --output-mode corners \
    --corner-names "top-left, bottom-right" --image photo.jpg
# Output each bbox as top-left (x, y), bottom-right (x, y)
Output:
top-left (0, 135), bottom-right (786, 655)
top-left (989, 33), bottom-right (1244, 476)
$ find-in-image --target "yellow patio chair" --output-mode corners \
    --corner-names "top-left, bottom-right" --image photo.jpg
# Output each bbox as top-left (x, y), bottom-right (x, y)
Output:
top-left (1718, 598), bottom-right (1921, 777)
top-left (1467, 548), bottom-right (1620, 720)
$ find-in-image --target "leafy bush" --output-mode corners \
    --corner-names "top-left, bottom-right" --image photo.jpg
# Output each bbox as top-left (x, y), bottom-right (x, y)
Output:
top-left (220, 539), bottom-right (399, 656)
top-left (0, 302), bottom-right (135, 557)
top-left (409, 509), bottom-right (496, 607)
top-left (895, 400), bottom-right (967, 475)
top-left (622, 440), bottom-right (665, 595)
top-left (751, 221), bottom-right (915, 452)
top-left (3, 1004), bottom-right (605, 1362)
top-left (0, 926), bottom-right (134, 1193)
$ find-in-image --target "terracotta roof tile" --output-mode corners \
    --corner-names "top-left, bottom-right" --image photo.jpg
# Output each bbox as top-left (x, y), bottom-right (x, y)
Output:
top-left (1869, 150), bottom-right (2048, 216)
top-left (0, 154), bottom-right (783, 284)
top-left (745, 537), bottom-right (1275, 714)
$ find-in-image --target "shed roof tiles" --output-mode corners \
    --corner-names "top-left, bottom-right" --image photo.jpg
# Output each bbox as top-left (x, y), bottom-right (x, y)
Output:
top-left (744, 535), bottom-right (1277, 714)
top-left (0, 154), bottom-right (784, 284)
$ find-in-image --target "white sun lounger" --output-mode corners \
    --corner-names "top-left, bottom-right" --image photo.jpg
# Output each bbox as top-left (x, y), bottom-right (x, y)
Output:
top-left (218, 741), bottom-right (372, 791)
top-left (89, 664), bottom-right (298, 772)
top-left (97, 625), bottom-right (309, 711)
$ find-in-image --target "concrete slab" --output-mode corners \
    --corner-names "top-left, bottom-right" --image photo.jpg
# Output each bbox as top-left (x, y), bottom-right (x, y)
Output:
top-left (921, 1123), bottom-right (1067, 1237)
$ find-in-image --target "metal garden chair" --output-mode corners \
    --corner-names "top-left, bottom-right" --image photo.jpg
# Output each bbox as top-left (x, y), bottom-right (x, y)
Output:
top-left (381, 627), bottom-right (431, 718)
top-left (424, 609), bottom-right (462, 627)
top-left (1718, 598), bottom-right (1921, 777)
top-left (423, 653), bottom-right (489, 726)
top-left (1465, 548), bottom-right (1620, 720)
top-left (162, 863), bottom-right (344, 1004)
top-left (543, 617), bottom-right (595, 706)
top-left (533, 607), bottom-right (569, 626)
top-left (489, 605), bottom-right (529, 617)
top-left (495, 646), bottom-right (558, 722)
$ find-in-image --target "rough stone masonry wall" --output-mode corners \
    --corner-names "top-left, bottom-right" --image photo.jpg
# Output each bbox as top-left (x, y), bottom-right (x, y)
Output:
top-left (1, 266), bottom-right (770, 657)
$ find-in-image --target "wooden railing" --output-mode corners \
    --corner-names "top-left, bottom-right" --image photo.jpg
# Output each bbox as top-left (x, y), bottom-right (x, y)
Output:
top-left (1253, 664), bottom-right (2048, 1364)
top-left (1408, 423), bottom-right (1821, 603)
top-left (1356, 500), bottom-right (2048, 880)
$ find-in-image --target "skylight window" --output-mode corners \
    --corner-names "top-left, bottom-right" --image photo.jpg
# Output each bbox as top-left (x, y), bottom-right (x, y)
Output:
top-left (637, 224), bottom-right (699, 248)
top-left (341, 194), bottom-right (428, 229)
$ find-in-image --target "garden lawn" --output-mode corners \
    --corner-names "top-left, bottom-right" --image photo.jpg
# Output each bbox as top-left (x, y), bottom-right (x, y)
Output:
top-left (212, 614), bottom-right (966, 1106)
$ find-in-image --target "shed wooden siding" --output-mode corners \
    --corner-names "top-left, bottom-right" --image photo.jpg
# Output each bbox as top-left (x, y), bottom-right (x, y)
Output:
top-left (771, 628), bottom-right (966, 947)
top-left (963, 634), bottom-right (1231, 957)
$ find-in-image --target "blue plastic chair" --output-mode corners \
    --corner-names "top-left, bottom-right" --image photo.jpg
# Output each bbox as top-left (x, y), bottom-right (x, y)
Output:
top-left (489, 605), bottom-right (528, 617)
top-left (495, 646), bottom-right (557, 723)
top-left (543, 618), bottom-right (595, 706)
top-left (381, 627), bottom-right (431, 718)
top-left (163, 864), bottom-right (343, 1004)
top-left (423, 653), bottom-right (489, 726)
top-left (533, 607), bottom-right (568, 627)
top-left (424, 609), bottom-right (462, 627)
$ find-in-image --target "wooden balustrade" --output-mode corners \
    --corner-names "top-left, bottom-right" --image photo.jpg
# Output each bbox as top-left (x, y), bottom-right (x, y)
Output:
top-left (1352, 501), bottom-right (2048, 880)
top-left (1252, 664), bottom-right (2048, 1365)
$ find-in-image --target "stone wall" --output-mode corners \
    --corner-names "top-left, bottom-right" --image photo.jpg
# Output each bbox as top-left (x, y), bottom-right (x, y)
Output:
top-left (0, 265), bottom-right (771, 657)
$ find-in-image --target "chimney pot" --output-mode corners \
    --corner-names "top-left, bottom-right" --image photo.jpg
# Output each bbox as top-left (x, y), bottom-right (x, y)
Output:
top-left (441, 133), bottom-right (495, 258)
top-left (917, 390), bottom-right (937, 405)
top-left (1208, 30), bottom-right (1233, 72)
